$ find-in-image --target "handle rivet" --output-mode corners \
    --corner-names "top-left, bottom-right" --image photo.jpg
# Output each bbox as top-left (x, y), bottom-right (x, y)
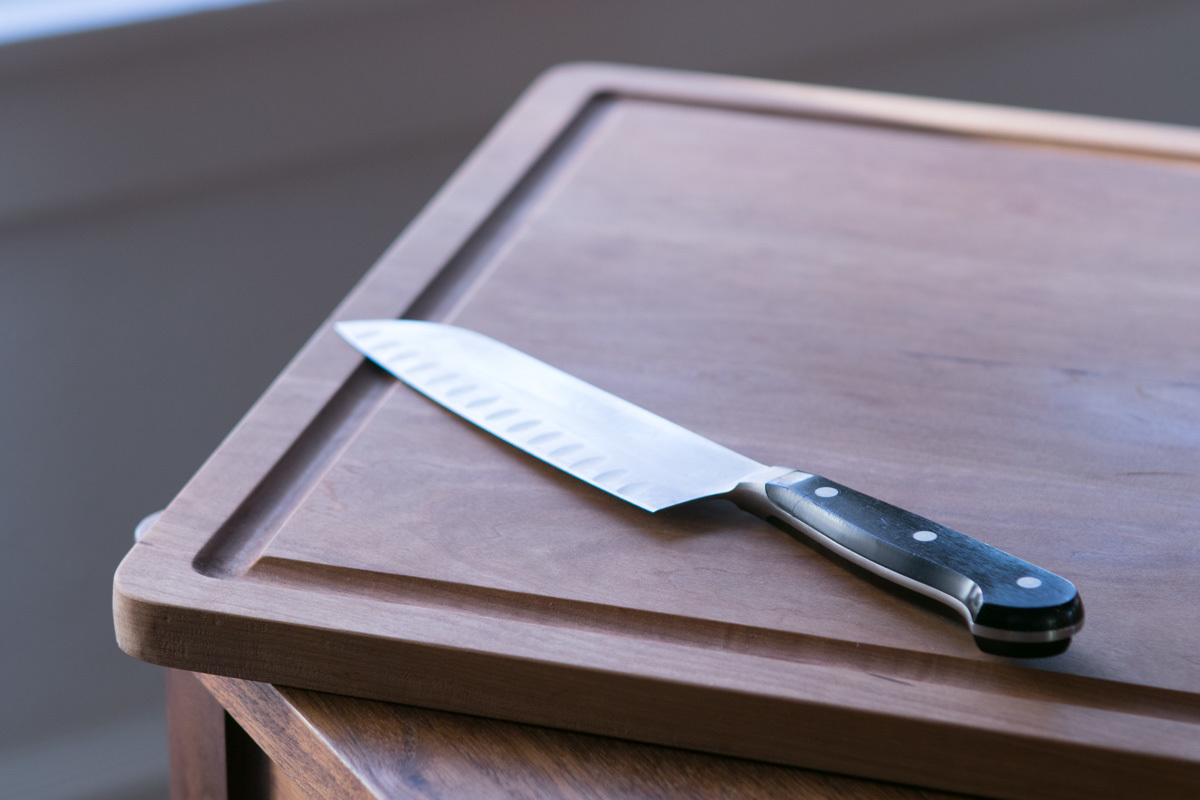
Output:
top-left (912, 531), bottom-right (937, 542)
top-left (1017, 576), bottom-right (1042, 589)
top-left (815, 486), bottom-right (838, 498)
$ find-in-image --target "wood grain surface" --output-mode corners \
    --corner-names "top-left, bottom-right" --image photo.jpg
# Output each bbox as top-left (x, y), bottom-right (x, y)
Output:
top-left (167, 668), bottom-right (230, 800)
top-left (190, 669), bottom-right (968, 800)
top-left (167, 670), bottom-right (309, 800)
top-left (117, 64), bottom-right (1200, 798)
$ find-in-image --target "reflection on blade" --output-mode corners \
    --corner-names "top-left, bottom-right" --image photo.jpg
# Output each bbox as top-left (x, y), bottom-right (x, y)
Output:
top-left (335, 320), bottom-right (765, 511)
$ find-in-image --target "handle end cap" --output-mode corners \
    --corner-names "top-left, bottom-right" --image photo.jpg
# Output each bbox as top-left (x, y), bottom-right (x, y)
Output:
top-left (974, 636), bottom-right (1072, 658)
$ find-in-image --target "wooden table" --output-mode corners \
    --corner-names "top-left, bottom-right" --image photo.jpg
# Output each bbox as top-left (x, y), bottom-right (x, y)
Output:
top-left (167, 669), bottom-right (966, 799)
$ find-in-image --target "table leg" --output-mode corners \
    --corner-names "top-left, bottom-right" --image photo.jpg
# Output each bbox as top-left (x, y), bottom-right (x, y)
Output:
top-left (166, 669), bottom-right (307, 800)
top-left (166, 669), bottom-right (231, 800)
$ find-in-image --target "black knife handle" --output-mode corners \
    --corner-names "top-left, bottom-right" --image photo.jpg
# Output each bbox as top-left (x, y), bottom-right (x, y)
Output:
top-left (746, 470), bottom-right (1083, 656)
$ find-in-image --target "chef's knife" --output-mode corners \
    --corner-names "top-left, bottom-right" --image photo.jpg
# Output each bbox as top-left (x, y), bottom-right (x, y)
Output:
top-left (336, 320), bottom-right (1083, 656)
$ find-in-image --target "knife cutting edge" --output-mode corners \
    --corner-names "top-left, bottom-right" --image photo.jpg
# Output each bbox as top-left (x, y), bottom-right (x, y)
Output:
top-left (336, 320), bottom-right (1083, 657)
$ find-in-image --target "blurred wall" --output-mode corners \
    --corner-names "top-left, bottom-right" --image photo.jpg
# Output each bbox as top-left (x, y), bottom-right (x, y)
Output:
top-left (1, 1), bottom-right (1197, 797)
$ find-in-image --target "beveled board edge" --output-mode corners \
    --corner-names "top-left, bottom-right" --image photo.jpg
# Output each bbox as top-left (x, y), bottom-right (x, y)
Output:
top-left (115, 64), bottom-right (1200, 799)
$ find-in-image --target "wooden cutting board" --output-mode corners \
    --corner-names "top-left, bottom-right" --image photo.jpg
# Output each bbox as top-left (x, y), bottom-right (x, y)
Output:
top-left (115, 64), bottom-right (1200, 798)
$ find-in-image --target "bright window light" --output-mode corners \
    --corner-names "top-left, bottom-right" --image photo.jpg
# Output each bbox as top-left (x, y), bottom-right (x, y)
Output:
top-left (0, 0), bottom-right (278, 45)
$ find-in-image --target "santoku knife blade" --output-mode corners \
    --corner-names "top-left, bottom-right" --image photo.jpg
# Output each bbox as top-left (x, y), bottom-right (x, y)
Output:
top-left (337, 320), bottom-right (1083, 656)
